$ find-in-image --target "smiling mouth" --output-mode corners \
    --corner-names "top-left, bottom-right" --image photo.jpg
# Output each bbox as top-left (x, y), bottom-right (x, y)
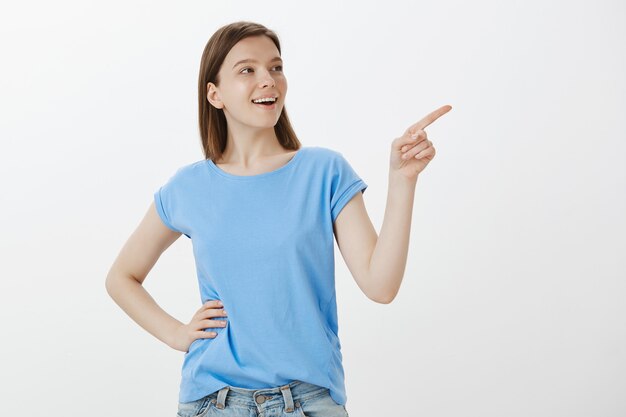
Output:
top-left (251, 100), bottom-right (277, 106)
top-left (251, 99), bottom-right (278, 111)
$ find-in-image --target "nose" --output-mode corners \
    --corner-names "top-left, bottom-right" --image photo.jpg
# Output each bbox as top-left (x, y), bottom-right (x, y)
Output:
top-left (258, 69), bottom-right (276, 88)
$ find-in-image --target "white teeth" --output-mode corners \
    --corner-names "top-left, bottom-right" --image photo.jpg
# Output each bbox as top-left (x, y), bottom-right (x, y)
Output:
top-left (252, 97), bottom-right (277, 103)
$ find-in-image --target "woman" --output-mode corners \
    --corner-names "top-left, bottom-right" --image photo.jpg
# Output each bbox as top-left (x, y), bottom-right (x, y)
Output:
top-left (105, 21), bottom-right (451, 417)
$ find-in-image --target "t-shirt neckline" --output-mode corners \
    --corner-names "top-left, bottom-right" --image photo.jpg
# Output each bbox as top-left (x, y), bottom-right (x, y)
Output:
top-left (206, 147), bottom-right (305, 180)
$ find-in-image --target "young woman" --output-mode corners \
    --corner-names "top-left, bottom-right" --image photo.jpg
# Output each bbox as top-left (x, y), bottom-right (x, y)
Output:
top-left (105, 21), bottom-right (451, 417)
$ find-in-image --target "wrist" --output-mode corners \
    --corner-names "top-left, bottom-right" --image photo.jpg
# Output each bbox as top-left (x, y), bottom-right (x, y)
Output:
top-left (389, 170), bottom-right (418, 187)
top-left (165, 320), bottom-right (183, 348)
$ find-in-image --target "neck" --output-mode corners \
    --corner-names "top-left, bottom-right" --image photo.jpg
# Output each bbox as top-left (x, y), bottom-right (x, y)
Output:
top-left (219, 126), bottom-right (285, 167)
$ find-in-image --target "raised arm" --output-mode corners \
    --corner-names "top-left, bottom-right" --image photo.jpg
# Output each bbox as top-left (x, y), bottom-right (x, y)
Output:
top-left (333, 174), bottom-right (416, 304)
top-left (333, 105), bottom-right (452, 304)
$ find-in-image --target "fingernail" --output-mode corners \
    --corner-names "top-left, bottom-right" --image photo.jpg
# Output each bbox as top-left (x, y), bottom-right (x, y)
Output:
top-left (217, 300), bottom-right (223, 306)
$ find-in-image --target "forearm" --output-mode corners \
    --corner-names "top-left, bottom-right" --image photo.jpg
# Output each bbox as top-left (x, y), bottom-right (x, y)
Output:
top-left (105, 272), bottom-right (183, 347)
top-left (368, 171), bottom-right (418, 303)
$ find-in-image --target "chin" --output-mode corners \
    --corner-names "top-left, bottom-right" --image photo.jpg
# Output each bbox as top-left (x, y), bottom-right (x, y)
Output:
top-left (257, 115), bottom-right (282, 127)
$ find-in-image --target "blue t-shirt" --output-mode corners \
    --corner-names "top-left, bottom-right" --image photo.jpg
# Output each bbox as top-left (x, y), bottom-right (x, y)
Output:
top-left (153, 146), bottom-right (368, 406)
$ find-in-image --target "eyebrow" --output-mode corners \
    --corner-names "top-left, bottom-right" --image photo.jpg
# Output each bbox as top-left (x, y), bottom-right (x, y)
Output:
top-left (232, 56), bottom-right (283, 69)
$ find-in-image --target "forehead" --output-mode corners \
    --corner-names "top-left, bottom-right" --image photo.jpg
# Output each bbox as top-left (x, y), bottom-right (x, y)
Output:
top-left (224, 35), bottom-right (279, 64)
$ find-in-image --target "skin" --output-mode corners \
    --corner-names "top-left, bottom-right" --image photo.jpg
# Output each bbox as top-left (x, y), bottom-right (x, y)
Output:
top-left (104, 34), bottom-right (452, 353)
top-left (206, 35), bottom-right (295, 172)
top-left (333, 105), bottom-right (452, 305)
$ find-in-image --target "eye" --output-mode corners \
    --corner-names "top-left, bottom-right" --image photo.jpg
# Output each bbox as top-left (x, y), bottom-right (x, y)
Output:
top-left (239, 65), bottom-right (283, 74)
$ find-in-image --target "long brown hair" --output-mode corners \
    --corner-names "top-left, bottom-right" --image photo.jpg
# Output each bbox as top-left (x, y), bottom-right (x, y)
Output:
top-left (198, 21), bottom-right (301, 162)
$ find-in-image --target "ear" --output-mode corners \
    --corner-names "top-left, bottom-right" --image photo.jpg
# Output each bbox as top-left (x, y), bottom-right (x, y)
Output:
top-left (206, 82), bottom-right (223, 109)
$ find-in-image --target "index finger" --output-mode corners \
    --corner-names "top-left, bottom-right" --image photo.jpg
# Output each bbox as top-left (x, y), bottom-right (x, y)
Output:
top-left (407, 104), bottom-right (452, 135)
top-left (204, 299), bottom-right (223, 308)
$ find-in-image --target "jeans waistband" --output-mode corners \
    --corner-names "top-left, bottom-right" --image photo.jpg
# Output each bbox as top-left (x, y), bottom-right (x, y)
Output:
top-left (212, 380), bottom-right (328, 411)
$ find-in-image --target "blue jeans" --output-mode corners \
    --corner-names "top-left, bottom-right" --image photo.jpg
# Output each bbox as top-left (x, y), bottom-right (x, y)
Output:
top-left (176, 380), bottom-right (349, 417)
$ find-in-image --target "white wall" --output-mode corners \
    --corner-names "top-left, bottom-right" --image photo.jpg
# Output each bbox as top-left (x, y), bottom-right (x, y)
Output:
top-left (1, 0), bottom-right (624, 416)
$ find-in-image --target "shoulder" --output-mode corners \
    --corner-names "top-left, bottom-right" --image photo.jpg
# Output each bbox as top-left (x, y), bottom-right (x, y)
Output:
top-left (170, 159), bottom-right (206, 178)
top-left (303, 146), bottom-right (346, 164)
top-left (305, 145), bottom-right (340, 157)
top-left (158, 159), bottom-right (206, 189)
top-left (180, 159), bottom-right (207, 174)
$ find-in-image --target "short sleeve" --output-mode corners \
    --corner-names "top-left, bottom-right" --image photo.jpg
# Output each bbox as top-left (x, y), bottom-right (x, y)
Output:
top-left (330, 152), bottom-right (368, 223)
top-left (153, 169), bottom-right (191, 239)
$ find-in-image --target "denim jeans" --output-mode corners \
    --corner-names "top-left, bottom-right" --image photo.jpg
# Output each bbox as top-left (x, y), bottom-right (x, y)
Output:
top-left (176, 380), bottom-right (349, 417)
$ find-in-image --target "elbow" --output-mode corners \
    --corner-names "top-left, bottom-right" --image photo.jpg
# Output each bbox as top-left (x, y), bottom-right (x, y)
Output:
top-left (368, 289), bottom-right (397, 305)
top-left (104, 273), bottom-right (117, 297)
top-left (362, 273), bottom-right (399, 304)
top-left (105, 270), bottom-right (134, 297)
top-left (375, 294), bottom-right (396, 304)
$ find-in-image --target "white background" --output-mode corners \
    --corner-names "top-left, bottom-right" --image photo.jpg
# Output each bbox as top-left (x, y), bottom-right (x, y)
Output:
top-left (1, 0), bottom-right (624, 416)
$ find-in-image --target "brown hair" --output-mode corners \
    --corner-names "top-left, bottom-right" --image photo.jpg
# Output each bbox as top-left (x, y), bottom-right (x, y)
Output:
top-left (197, 21), bottom-right (301, 162)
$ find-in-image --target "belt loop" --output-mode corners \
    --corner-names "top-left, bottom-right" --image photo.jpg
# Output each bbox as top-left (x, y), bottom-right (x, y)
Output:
top-left (280, 384), bottom-right (295, 412)
top-left (216, 386), bottom-right (229, 409)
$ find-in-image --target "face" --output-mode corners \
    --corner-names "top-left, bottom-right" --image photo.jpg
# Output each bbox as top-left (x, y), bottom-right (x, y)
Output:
top-left (207, 35), bottom-right (287, 129)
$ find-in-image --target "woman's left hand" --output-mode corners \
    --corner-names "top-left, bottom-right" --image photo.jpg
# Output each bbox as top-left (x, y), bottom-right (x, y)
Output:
top-left (390, 104), bottom-right (452, 180)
